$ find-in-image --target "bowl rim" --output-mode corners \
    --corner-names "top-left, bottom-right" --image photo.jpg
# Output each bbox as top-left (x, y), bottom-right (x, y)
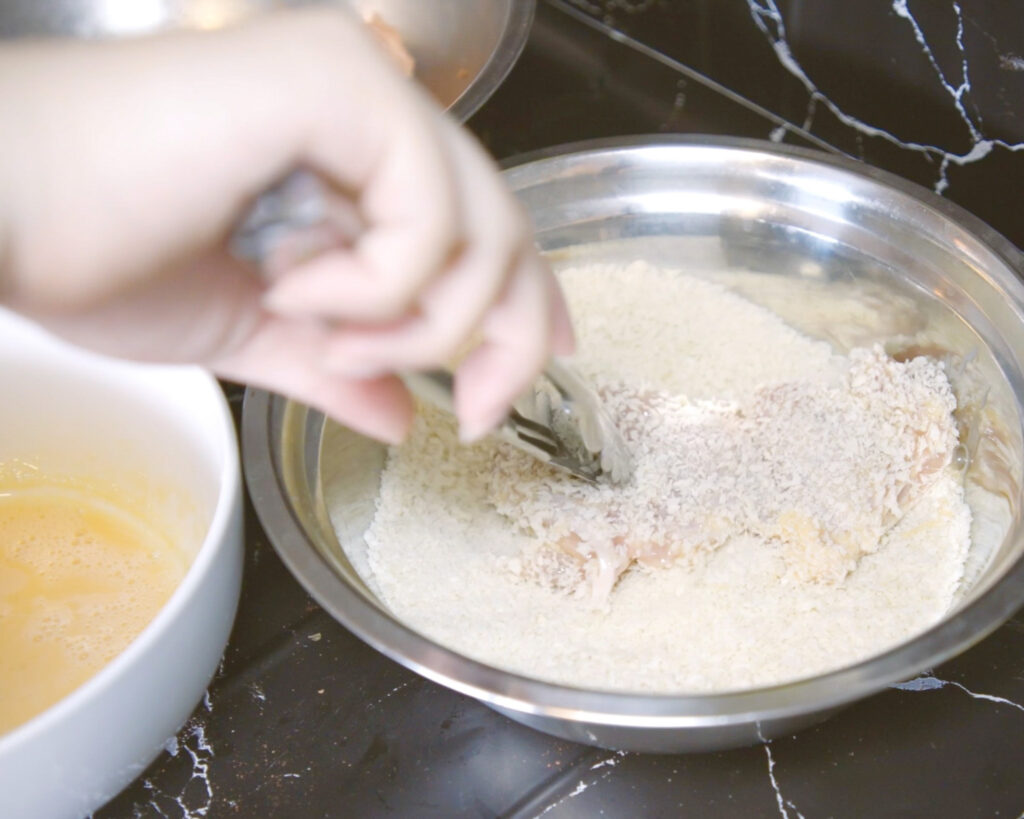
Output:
top-left (447, 0), bottom-right (535, 122)
top-left (242, 134), bottom-right (1024, 727)
top-left (498, 134), bottom-right (1024, 272)
top-left (0, 342), bottom-right (241, 750)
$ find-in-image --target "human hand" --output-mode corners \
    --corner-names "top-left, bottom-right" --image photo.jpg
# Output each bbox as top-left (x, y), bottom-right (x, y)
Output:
top-left (0, 8), bottom-right (573, 443)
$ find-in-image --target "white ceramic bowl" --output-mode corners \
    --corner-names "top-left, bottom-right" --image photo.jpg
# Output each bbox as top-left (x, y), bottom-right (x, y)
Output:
top-left (0, 309), bottom-right (243, 818)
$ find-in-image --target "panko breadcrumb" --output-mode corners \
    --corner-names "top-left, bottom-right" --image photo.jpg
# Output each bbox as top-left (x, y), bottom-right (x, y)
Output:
top-left (360, 262), bottom-right (972, 693)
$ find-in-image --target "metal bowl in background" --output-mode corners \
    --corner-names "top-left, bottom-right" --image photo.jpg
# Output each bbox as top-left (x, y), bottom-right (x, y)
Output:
top-left (0, 0), bottom-right (534, 122)
top-left (243, 136), bottom-right (1024, 753)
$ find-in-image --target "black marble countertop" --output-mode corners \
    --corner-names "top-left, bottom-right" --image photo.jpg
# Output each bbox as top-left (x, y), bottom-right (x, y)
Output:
top-left (98, 2), bottom-right (1024, 816)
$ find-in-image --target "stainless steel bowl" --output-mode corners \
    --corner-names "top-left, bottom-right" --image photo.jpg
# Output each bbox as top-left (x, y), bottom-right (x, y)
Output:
top-left (0, 0), bottom-right (533, 121)
top-left (244, 136), bottom-right (1024, 753)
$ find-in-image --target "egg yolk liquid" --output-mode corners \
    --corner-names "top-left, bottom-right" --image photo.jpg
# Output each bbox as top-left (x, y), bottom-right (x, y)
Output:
top-left (0, 484), bottom-right (187, 734)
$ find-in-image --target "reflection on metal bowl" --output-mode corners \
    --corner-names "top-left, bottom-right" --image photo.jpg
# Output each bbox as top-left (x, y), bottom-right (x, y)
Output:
top-left (0, 0), bottom-right (534, 122)
top-left (243, 136), bottom-right (1024, 753)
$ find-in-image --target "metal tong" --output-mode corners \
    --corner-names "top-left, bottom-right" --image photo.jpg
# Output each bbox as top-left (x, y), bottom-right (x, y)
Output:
top-left (402, 363), bottom-right (633, 484)
top-left (233, 169), bottom-right (634, 485)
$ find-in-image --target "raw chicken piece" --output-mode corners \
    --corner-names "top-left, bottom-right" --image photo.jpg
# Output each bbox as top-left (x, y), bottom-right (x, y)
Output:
top-left (487, 346), bottom-right (960, 606)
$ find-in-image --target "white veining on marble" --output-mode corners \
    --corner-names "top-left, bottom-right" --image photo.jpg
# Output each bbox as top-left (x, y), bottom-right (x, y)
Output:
top-left (565, 0), bottom-right (658, 17)
top-left (891, 674), bottom-right (1024, 713)
top-left (590, 750), bottom-right (627, 771)
top-left (538, 750), bottom-right (628, 816)
top-left (891, 675), bottom-right (947, 692)
top-left (366, 679), bottom-right (413, 709)
top-left (893, 1), bottom-right (977, 137)
top-left (745, 0), bottom-right (1024, 193)
top-left (554, 0), bottom-right (839, 154)
top-left (758, 725), bottom-right (805, 819)
top-left (140, 720), bottom-right (215, 819)
top-left (136, 793), bottom-right (170, 819)
top-left (891, 0), bottom-right (991, 191)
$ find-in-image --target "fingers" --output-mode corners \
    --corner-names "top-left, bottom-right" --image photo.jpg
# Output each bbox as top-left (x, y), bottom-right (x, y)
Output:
top-left (0, 5), bottom-right (572, 449)
top-left (454, 252), bottom-right (555, 441)
top-left (22, 248), bottom-right (416, 445)
top-left (19, 251), bottom-right (268, 364)
top-left (263, 110), bottom-right (574, 439)
top-left (257, 10), bottom-right (469, 323)
top-left (546, 269), bottom-right (577, 357)
top-left (262, 106), bottom-right (463, 322)
top-left (318, 120), bottom-right (530, 375)
top-left (210, 313), bottom-right (415, 445)
top-left (180, 258), bottom-right (417, 444)
top-left (189, 9), bottom-right (574, 440)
